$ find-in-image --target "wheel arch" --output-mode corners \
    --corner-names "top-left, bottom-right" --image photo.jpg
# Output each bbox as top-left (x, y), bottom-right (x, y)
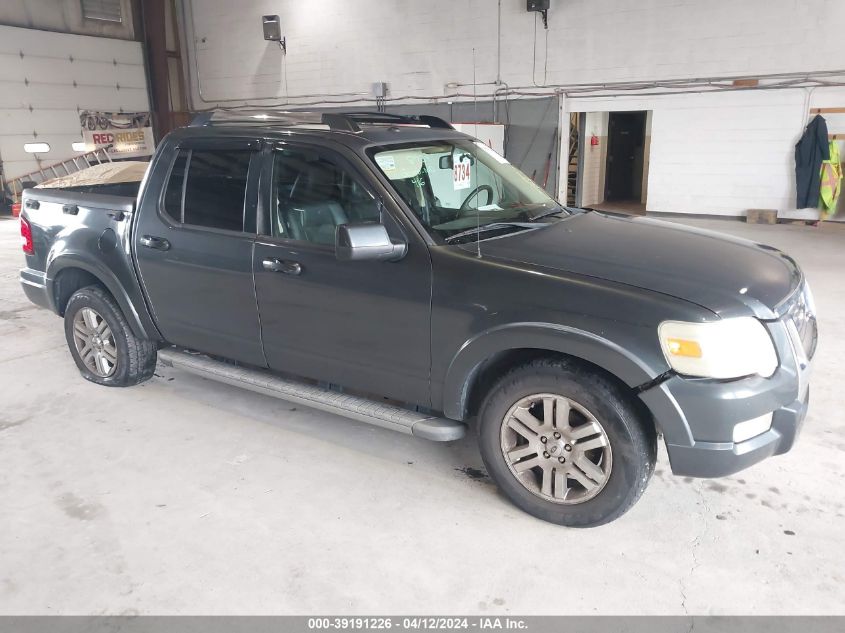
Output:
top-left (47, 256), bottom-right (153, 341)
top-left (441, 323), bottom-right (662, 422)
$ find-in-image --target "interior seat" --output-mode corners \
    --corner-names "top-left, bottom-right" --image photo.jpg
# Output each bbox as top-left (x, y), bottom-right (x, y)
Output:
top-left (287, 201), bottom-right (348, 245)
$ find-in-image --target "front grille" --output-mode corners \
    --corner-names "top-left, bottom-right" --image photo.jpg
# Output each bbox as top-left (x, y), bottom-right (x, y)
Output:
top-left (787, 283), bottom-right (818, 360)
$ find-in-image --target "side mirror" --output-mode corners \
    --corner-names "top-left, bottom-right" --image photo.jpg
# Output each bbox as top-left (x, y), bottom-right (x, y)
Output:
top-left (336, 223), bottom-right (407, 262)
top-left (439, 155), bottom-right (453, 169)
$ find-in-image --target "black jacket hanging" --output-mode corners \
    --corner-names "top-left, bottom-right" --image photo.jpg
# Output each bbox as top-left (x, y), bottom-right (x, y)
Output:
top-left (795, 114), bottom-right (830, 208)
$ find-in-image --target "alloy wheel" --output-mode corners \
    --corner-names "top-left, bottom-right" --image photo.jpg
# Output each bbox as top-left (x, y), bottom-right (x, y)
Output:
top-left (500, 393), bottom-right (612, 504)
top-left (71, 308), bottom-right (118, 377)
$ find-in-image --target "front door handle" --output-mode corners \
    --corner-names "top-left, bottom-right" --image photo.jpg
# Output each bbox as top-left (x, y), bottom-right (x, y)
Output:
top-left (262, 258), bottom-right (301, 275)
top-left (140, 235), bottom-right (171, 251)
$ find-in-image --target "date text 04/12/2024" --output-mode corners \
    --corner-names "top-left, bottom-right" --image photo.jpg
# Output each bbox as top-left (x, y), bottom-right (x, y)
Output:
top-left (307, 617), bottom-right (528, 630)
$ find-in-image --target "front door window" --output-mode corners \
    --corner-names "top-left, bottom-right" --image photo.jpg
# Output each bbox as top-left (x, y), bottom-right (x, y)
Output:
top-left (271, 149), bottom-right (380, 244)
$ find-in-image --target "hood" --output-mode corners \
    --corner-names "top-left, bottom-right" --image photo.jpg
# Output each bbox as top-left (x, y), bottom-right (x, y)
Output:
top-left (472, 212), bottom-right (802, 319)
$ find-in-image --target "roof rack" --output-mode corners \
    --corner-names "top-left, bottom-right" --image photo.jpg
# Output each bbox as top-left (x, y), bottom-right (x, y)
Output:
top-left (189, 109), bottom-right (454, 133)
top-left (322, 112), bottom-right (454, 132)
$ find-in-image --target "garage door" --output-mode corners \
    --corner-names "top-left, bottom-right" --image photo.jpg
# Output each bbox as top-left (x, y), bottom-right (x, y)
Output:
top-left (0, 24), bottom-right (150, 181)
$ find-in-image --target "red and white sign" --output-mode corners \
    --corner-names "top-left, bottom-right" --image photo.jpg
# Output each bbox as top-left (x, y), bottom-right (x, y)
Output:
top-left (79, 111), bottom-right (155, 158)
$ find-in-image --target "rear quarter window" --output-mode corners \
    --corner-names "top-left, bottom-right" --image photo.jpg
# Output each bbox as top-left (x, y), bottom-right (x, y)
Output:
top-left (162, 150), bottom-right (188, 221)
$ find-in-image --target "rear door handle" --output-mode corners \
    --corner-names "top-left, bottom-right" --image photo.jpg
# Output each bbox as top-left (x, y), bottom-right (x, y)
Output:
top-left (262, 258), bottom-right (301, 275)
top-left (140, 235), bottom-right (171, 251)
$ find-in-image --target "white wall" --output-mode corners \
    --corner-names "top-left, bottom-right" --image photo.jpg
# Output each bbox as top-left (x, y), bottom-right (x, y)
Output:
top-left (177, 0), bottom-right (845, 217)
top-left (571, 87), bottom-right (845, 217)
top-left (647, 91), bottom-right (805, 216)
top-left (0, 24), bottom-right (150, 180)
top-left (572, 90), bottom-right (809, 216)
top-left (182, 0), bottom-right (845, 106)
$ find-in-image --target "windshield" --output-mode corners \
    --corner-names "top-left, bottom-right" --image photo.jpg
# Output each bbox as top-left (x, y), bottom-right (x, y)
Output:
top-left (369, 140), bottom-right (564, 241)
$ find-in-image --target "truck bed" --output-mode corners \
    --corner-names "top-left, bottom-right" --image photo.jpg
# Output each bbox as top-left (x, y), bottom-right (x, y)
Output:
top-left (19, 186), bottom-right (158, 341)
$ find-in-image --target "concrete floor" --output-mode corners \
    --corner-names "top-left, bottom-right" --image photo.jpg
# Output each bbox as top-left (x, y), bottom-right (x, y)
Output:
top-left (0, 215), bottom-right (844, 615)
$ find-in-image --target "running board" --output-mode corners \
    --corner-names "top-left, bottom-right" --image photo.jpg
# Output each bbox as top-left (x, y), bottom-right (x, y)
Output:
top-left (157, 348), bottom-right (466, 442)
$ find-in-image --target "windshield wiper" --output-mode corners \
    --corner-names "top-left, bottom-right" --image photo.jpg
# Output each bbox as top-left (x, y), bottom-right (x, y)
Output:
top-left (529, 205), bottom-right (571, 222)
top-left (445, 222), bottom-right (537, 243)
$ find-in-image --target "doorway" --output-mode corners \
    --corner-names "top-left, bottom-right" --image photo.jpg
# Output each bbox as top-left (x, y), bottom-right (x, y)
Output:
top-left (604, 111), bottom-right (647, 206)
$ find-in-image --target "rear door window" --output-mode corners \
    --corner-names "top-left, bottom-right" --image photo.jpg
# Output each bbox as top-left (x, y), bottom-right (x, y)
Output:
top-left (162, 148), bottom-right (252, 232)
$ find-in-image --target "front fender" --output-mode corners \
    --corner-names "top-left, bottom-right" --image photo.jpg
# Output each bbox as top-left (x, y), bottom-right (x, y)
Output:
top-left (441, 322), bottom-right (664, 421)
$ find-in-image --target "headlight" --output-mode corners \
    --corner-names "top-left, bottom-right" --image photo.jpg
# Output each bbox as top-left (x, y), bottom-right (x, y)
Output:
top-left (658, 317), bottom-right (778, 379)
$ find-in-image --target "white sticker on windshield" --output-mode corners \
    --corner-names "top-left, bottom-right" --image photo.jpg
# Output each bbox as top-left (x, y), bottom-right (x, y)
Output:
top-left (376, 155), bottom-right (396, 171)
top-left (474, 141), bottom-right (509, 164)
top-left (453, 156), bottom-right (471, 190)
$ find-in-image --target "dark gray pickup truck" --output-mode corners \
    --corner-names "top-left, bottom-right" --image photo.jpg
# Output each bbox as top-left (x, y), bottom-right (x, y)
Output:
top-left (19, 111), bottom-right (816, 527)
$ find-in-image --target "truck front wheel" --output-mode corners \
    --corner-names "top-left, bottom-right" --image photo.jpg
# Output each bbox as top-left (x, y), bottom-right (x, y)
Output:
top-left (64, 286), bottom-right (157, 387)
top-left (477, 359), bottom-right (656, 527)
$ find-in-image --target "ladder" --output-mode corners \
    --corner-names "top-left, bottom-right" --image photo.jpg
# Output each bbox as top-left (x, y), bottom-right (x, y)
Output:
top-left (2, 146), bottom-right (114, 201)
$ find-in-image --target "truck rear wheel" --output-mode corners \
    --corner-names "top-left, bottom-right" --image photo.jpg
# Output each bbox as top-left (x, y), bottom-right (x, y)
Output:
top-left (477, 358), bottom-right (656, 527)
top-left (64, 286), bottom-right (156, 387)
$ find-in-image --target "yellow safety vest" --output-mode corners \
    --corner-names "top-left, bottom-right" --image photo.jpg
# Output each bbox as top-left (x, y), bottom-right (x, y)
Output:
top-left (820, 140), bottom-right (842, 216)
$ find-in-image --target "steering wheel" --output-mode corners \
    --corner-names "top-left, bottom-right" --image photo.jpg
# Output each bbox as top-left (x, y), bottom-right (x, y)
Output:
top-left (458, 185), bottom-right (494, 214)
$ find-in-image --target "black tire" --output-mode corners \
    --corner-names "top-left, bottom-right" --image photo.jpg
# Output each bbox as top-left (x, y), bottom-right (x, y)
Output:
top-left (64, 286), bottom-right (157, 387)
top-left (477, 358), bottom-right (656, 528)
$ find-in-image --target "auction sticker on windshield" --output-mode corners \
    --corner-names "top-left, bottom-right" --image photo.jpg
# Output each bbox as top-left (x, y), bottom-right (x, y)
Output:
top-left (453, 156), bottom-right (471, 190)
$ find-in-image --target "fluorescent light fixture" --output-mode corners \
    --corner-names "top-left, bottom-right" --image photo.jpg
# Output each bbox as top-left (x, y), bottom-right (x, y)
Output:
top-left (72, 142), bottom-right (87, 152)
top-left (24, 142), bottom-right (50, 153)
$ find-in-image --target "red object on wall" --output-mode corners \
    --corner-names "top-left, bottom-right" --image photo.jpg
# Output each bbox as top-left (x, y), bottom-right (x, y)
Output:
top-left (590, 134), bottom-right (600, 146)
top-left (11, 202), bottom-right (21, 218)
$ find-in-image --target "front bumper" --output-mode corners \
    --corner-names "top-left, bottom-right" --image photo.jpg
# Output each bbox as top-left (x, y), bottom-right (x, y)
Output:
top-left (660, 391), bottom-right (808, 477)
top-left (639, 295), bottom-right (814, 478)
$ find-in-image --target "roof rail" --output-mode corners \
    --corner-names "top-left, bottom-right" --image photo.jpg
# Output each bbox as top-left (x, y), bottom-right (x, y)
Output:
top-left (188, 110), bottom-right (325, 128)
top-left (324, 112), bottom-right (454, 132)
top-left (189, 109), bottom-right (454, 132)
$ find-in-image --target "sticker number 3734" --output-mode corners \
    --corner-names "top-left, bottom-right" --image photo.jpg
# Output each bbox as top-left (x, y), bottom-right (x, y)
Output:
top-left (453, 159), bottom-right (471, 190)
